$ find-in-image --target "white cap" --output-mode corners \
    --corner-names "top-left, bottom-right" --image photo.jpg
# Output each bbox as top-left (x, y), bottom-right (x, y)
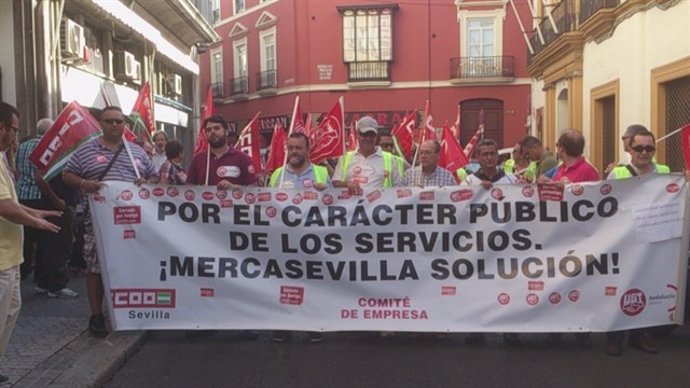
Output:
top-left (356, 116), bottom-right (379, 135)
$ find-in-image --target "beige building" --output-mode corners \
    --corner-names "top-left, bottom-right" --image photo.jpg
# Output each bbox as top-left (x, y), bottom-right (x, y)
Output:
top-left (528, 0), bottom-right (690, 172)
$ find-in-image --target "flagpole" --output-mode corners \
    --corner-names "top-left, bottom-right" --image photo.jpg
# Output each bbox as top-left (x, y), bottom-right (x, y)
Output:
top-left (411, 101), bottom-right (429, 178)
top-left (340, 97), bottom-right (345, 156)
top-left (204, 146), bottom-right (211, 186)
top-left (279, 96), bottom-right (300, 188)
top-left (122, 135), bottom-right (141, 179)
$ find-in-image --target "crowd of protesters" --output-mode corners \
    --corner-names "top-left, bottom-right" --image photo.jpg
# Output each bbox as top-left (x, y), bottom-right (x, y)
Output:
top-left (0, 102), bottom-right (683, 383)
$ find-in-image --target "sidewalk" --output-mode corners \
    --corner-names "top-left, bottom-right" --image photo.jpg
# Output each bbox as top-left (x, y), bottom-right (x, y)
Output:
top-left (2, 276), bottom-right (146, 387)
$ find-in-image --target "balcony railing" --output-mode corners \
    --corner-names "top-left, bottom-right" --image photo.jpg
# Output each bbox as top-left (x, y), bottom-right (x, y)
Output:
top-left (528, 0), bottom-right (619, 61)
top-left (256, 69), bottom-right (277, 91)
top-left (229, 76), bottom-right (248, 96)
top-left (450, 56), bottom-right (514, 79)
top-left (210, 82), bottom-right (224, 98)
top-left (346, 61), bottom-right (391, 82)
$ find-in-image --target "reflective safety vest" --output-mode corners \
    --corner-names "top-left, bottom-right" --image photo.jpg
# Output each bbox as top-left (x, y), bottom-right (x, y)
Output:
top-left (503, 159), bottom-right (537, 181)
top-left (610, 163), bottom-right (670, 179)
top-left (339, 151), bottom-right (403, 188)
top-left (269, 164), bottom-right (329, 187)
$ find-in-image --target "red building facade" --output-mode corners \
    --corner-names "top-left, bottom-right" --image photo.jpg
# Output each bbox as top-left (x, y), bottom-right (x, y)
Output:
top-left (200, 0), bottom-right (532, 149)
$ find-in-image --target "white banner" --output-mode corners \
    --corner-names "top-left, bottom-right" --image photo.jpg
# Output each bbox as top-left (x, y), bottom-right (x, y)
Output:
top-left (90, 175), bottom-right (690, 332)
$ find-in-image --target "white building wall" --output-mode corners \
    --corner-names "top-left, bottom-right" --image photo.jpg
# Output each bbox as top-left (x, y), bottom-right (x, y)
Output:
top-left (582, 0), bottom-right (690, 160)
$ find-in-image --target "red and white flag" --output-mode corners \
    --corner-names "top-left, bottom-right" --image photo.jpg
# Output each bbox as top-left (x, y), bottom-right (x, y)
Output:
top-left (464, 109), bottom-right (485, 157)
top-left (291, 99), bottom-right (306, 134)
top-left (264, 123), bottom-right (287, 175)
top-left (439, 124), bottom-right (469, 174)
top-left (391, 111), bottom-right (416, 160)
top-left (129, 81), bottom-right (155, 142)
top-left (347, 123), bottom-right (358, 151)
top-left (194, 85), bottom-right (214, 154)
top-left (310, 97), bottom-right (345, 164)
top-left (450, 104), bottom-right (460, 139)
top-left (680, 123), bottom-right (690, 170)
top-left (235, 112), bottom-right (262, 175)
top-left (29, 101), bottom-right (101, 180)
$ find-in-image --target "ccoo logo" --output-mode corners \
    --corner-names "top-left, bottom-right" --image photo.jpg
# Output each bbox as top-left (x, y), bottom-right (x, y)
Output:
top-left (620, 288), bottom-right (646, 316)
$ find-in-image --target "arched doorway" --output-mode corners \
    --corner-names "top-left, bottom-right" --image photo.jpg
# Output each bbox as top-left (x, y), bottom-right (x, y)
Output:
top-left (557, 88), bottom-right (569, 132)
top-left (460, 99), bottom-right (504, 148)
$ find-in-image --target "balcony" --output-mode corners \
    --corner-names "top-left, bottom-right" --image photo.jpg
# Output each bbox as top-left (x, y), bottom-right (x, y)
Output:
top-left (450, 56), bottom-right (514, 83)
top-left (528, 0), bottom-right (619, 62)
top-left (229, 76), bottom-right (248, 97)
top-left (210, 82), bottom-right (224, 99)
top-left (346, 61), bottom-right (391, 83)
top-left (256, 69), bottom-right (277, 94)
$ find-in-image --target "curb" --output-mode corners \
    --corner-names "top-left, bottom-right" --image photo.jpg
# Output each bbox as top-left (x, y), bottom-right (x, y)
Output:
top-left (13, 330), bottom-right (148, 388)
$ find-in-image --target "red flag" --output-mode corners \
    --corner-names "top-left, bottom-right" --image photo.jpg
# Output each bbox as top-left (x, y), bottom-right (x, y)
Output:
top-left (450, 105), bottom-right (460, 139)
top-left (464, 109), bottom-right (485, 157)
top-left (236, 112), bottom-right (262, 175)
top-left (29, 101), bottom-right (101, 180)
top-left (391, 111), bottom-right (416, 160)
top-left (310, 97), bottom-right (345, 164)
top-left (439, 124), bottom-right (469, 173)
top-left (681, 123), bottom-right (690, 170)
top-left (264, 124), bottom-right (287, 174)
top-left (123, 126), bottom-right (138, 143)
top-left (347, 124), bottom-right (358, 151)
top-left (292, 104), bottom-right (306, 134)
top-left (129, 82), bottom-right (155, 141)
top-left (304, 113), bottom-right (313, 138)
top-left (194, 86), bottom-right (214, 154)
top-left (423, 112), bottom-right (437, 142)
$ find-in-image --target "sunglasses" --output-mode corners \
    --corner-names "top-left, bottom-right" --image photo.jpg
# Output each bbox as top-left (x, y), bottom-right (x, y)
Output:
top-left (358, 131), bottom-right (377, 138)
top-left (632, 145), bottom-right (655, 153)
top-left (104, 119), bottom-right (124, 125)
top-left (379, 143), bottom-right (394, 148)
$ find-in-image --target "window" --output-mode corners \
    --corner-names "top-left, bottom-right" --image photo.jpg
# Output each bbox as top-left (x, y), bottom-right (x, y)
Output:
top-left (338, 5), bottom-right (397, 81)
top-left (232, 39), bottom-right (248, 94)
top-left (212, 0), bottom-right (220, 24)
top-left (210, 47), bottom-right (223, 97)
top-left (457, 8), bottom-right (504, 78)
top-left (467, 18), bottom-right (494, 58)
top-left (258, 28), bottom-right (276, 90)
top-left (234, 0), bottom-right (245, 15)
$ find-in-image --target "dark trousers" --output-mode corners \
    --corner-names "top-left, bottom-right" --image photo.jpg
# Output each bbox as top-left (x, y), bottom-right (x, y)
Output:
top-left (35, 207), bottom-right (73, 292)
top-left (607, 329), bottom-right (646, 344)
top-left (19, 199), bottom-right (45, 279)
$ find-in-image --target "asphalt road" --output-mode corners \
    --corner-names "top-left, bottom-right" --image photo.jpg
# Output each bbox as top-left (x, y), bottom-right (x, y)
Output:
top-left (105, 326), bottom-right (690, 388)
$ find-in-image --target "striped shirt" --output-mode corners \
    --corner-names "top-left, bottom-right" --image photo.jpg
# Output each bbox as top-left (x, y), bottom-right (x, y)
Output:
top-left (15, 138), bottom-right (42, 200)
top-left (64, 137), bottom-right (155, 181)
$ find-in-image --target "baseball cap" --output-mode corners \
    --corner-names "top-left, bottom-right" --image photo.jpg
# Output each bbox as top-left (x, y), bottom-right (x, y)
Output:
top-left (356, 116), bottom-right (379, 135)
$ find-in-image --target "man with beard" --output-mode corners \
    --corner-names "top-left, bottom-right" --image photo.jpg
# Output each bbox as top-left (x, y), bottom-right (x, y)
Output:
top-left (151, 131), bottom-right (168, 173)
top-left (0, 102), bottom-right (61, 383)
top-left (268, 132), bottom-right (329, 343)
top-left (269, 132), bottom-right (330, 190)
top-left (187, 115), bottom-right (257, 188)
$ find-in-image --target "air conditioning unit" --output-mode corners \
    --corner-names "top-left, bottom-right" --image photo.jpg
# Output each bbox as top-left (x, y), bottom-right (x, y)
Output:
top-left (113, 51), bottom-right (139, 81)
top-left (166, 73), bottom-right (183, 96)
top-left (60, 18), bottom-right (84, 61)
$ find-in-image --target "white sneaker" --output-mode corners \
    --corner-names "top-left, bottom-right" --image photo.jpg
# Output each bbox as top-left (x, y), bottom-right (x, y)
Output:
top-left (35, 286), bottom-right (48, 294)
top-left (47, 288), bottom-right (79, 298)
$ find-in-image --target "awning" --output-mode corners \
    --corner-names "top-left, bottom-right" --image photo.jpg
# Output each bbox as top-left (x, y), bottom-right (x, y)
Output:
top-left (90, 0), bottom-right (199, 74)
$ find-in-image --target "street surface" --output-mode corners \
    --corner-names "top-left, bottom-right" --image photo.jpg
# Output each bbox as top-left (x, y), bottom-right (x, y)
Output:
top-left (106, 326), bottom-right (690, 388)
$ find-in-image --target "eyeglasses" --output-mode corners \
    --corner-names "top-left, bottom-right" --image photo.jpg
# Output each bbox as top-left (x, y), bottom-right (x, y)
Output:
top-left (632, 145), bottom-right (655, 153)
top-left (358, 132), bottom-right (377, 138)
top-left (104, 119), bottom-right (124, 125)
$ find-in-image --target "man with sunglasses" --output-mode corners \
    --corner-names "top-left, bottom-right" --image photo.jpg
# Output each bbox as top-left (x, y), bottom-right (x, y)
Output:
top-left (605, 128), bottom-right (667, 356)
top-left (0, 102), bottom-right (62, 384)
top-left (333, 116), bottom-right (405, 195)
top-left (63, 106), bottom-right (155, 338)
